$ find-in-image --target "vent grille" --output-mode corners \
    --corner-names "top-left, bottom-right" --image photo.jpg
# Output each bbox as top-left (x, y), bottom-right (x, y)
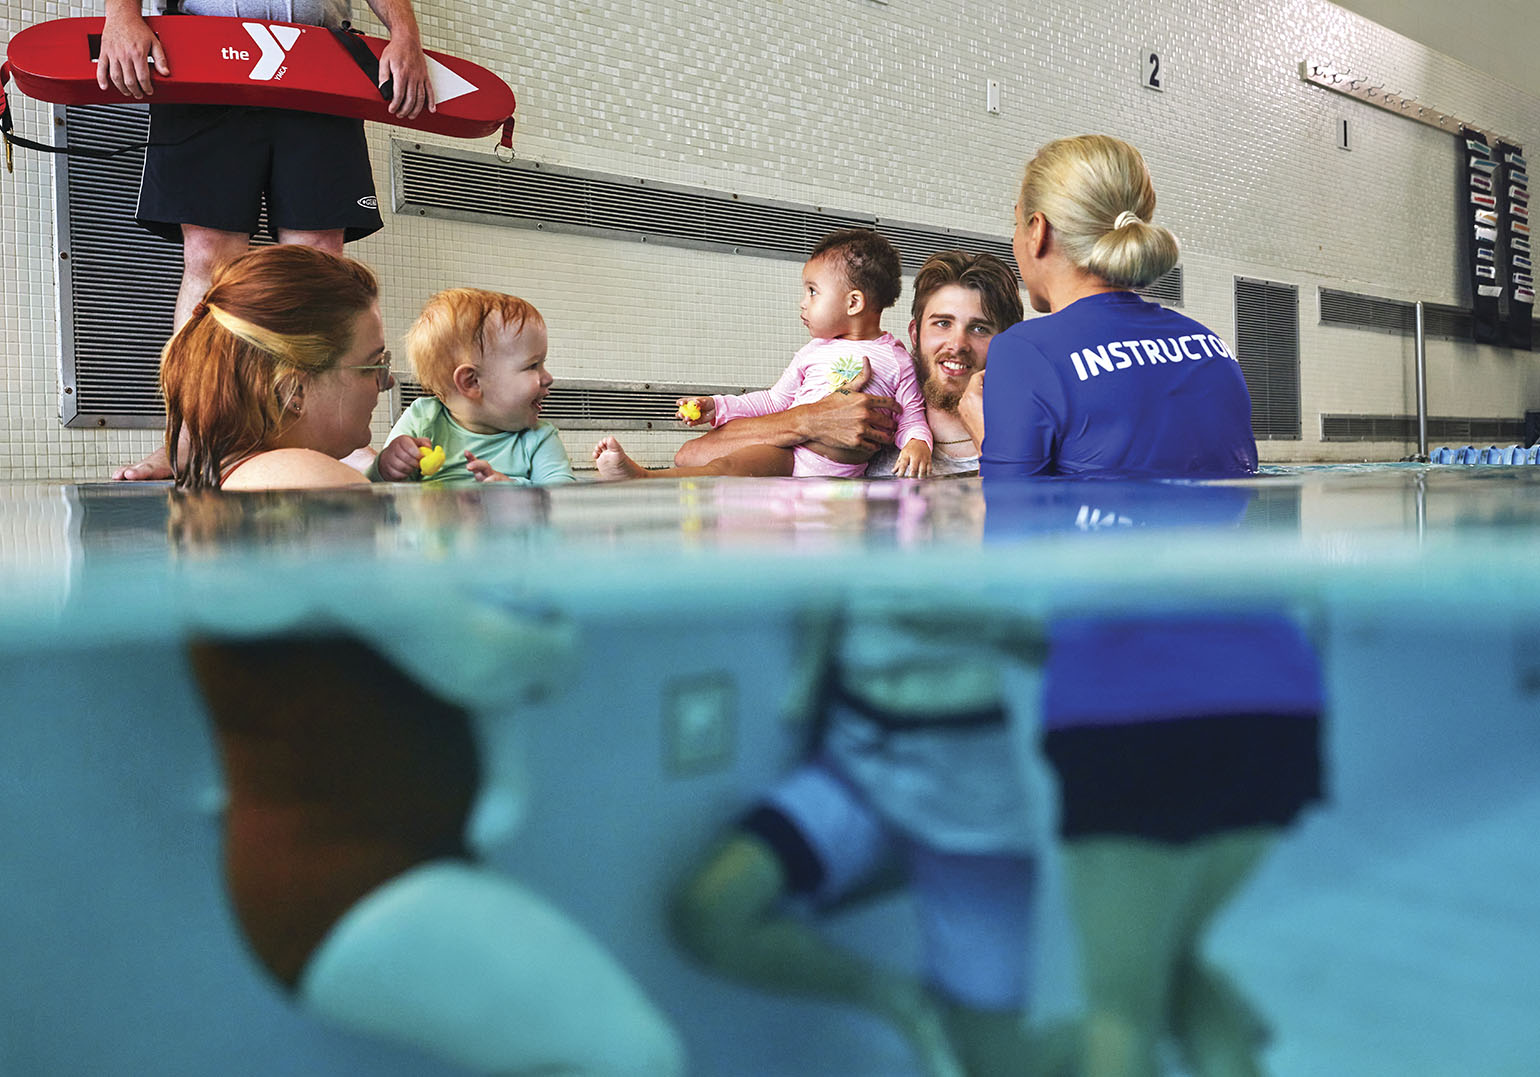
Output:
top-left (1321, 414), bottom-right (1526, 442)
top-left (396, 379), bottom-right (753, 429)
top-left (397, 144), bottom-right (1017, 270)
top-left (57, 105), bottom-right (274, 428)
top-left (397, 143), bottom-right (1183, 305)
top-left (397, 143), bottom-right (1185, 306)
top-left (1234, 277), bottom-right (1301, 441)
top-left (1136, 265), bottom-right (1183, 306)
top-left (59, 105), bottom-right (178, 426)
top-left (1319, 288), bottom-right (1473, 341)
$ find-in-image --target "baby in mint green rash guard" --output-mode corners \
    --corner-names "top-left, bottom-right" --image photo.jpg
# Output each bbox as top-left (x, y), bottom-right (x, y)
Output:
top-left (372, 289), bottom-right (577, 485)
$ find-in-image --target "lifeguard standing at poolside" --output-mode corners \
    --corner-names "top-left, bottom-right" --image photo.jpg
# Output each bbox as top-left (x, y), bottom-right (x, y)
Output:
top-left (99, 0), bottom-right (434, 482)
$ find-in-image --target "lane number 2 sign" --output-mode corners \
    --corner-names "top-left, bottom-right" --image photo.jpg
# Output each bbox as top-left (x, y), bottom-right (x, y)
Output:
top-left (1143, 49), bottom-right (1164, 92)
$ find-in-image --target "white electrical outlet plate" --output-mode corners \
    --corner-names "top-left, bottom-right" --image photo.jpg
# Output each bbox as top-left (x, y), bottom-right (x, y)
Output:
top-left (986, 79), bottom-right (1001, 114)
top-left (663, 675), bottom-right (736, 774)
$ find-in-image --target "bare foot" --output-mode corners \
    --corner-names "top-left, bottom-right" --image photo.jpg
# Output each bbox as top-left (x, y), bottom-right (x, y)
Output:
top-left (111, 444), bottom-right (172, 481)
top-left (592, 436), bottom-right (652, 481)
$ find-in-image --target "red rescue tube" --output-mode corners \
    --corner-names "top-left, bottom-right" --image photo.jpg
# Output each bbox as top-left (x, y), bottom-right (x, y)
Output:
top-left (4, 16), bottom-right (515, 147)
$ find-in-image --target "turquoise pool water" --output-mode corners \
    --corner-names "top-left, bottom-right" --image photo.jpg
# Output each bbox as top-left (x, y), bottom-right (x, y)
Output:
top-left (1, 465), bottom-right (1536, 1075)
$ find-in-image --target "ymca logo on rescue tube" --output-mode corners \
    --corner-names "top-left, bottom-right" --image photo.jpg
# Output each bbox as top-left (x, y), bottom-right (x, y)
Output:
top-left (222, 22), bottom-right (303, 81)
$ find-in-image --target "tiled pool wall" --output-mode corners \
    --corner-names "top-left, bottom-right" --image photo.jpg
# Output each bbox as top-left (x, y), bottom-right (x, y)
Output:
top-left (4, 0), bottom-right (1540, 480)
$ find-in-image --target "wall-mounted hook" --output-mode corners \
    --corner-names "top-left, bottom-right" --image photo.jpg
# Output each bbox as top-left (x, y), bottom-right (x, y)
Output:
top-left (1298, 56), bottom-right (1499, 145)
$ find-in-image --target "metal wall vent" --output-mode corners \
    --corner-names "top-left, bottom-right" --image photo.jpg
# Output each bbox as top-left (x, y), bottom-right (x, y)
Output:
top-left (396, 142), bottom-right (1019, 271)
top-left (1234, 277), bottom-right (1301, 441)
top-left (1319, 288), bottom-right (1472, 341)
top-left (1421, 304), bottom-right (1475, 340)
top-left (396, 143), bottom-right (1187, 307)
top-left (1321, 414), bottom-right (1525, 442)
top-left (57, 105), bottom-right (178, 427)
top-left (396, 378), bottom-right (754, 430)
top-left (1136, 265), bottom-right (1183, 306)
top-left (56, 105), bottom-right (274, 428)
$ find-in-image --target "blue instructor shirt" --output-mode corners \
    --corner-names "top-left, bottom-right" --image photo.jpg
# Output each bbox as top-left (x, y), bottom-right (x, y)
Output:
top-left (981, 291), bottom-right (1258, 478)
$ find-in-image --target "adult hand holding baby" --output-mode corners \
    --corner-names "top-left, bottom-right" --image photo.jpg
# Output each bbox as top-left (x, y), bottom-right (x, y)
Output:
top-left (800, 382), bottom-right (899, 455)
top-left (957, 369), bottom-right (985, 452)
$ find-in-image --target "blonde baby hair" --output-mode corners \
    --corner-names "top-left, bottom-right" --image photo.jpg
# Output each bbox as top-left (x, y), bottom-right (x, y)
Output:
top-left (406, 288), bottom-right (545, 399)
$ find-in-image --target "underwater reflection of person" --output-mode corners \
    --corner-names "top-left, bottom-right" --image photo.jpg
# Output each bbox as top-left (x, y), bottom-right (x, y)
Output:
top-left (671, 605), bottom-right (1073, 1077)
top-left (984, 479), bottom-right (1325, 1077)
top-left (188, 634), bottom-right (684, 1075)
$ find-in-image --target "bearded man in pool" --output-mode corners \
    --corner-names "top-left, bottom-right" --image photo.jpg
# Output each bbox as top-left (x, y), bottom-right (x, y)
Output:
top-left (594, 249), bottom-right (1022, 480)
top-left (653, 252), bottom-right (1082, 1077)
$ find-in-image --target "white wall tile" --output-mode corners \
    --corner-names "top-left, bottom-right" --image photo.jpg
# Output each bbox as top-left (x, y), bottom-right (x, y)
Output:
top-left (4, 0), bottom-right (1538, 479)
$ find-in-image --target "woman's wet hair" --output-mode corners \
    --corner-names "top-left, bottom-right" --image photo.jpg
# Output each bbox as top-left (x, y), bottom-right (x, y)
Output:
top-left (808, 228), bottom-right (903, 312)
top-left (406, 289), bottom-right (544, 400)
top-left (161, 245), bottom-right (379, 490)
top-left (910, 251), bottom-right (1025, 334)
top-left (1017, 134), bottom-right (1180, 289)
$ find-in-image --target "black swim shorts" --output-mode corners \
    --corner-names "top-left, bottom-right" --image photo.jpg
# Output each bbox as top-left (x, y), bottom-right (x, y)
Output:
top-left (136, 103), bottom-right (384, 243)
top-left (1044, 712), bottom-right (1324, 844)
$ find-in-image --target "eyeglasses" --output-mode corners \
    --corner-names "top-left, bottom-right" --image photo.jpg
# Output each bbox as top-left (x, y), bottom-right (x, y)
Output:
top-left (344, 350), bottom-right (393, 391)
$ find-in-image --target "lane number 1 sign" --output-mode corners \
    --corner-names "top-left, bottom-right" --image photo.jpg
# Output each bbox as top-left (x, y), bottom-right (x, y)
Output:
top-left (1143, 48), bottom-right (1164, 92)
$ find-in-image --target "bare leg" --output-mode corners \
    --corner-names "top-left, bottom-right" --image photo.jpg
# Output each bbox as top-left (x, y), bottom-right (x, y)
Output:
top-left (594, 436), bottom-right (793, 481)
top-left (671, 833), bottom-right (964, 1077)
top-left (275, 228), bottom-right (346, 255)
top-left (1168, 829), bottom-right (1275, 1077)
top-left (1065, 831), bottom-right (1276, 1077)
top-left (302, 863), bottom-right (686, 1076)
top-left (1063, 837), bottom-right (1186, 1077)
top-left (112, 225), bottom-right (248, 481)
top-left (942, 1007), bottom-right (1080, 1077)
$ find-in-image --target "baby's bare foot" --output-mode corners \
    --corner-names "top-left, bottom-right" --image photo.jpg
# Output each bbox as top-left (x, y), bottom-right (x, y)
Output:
top-left (592, 437), bottom-right (651, 481)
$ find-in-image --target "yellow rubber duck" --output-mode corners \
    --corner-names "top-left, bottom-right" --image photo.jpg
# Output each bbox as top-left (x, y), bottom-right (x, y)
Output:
top-left (418, 443), bottom-right (447, 477)
top-left (677, 399), bottom-right (702, 422)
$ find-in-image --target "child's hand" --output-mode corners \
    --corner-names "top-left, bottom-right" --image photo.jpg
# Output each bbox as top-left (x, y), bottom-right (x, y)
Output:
top-left (827, 355), bottom-right (873, 394)
top-left (465, 451), bottom-right (512, 482)
top-left (893, 439), bottom-right (933, 479)
top-left (676, 396), bottom-right (714, 425)
top-left (378, 435), bottom-right (432, 480)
